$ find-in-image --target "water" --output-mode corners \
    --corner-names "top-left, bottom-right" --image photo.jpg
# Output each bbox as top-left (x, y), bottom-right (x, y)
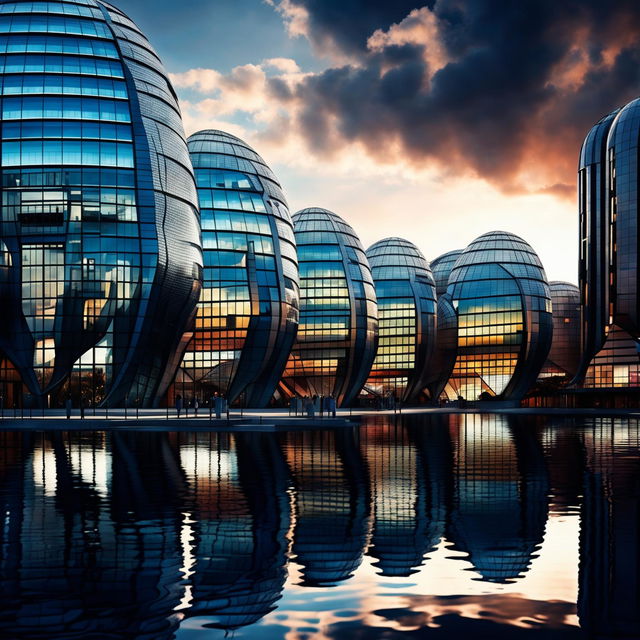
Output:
top-left (0, 413), bottom-right (637, 639)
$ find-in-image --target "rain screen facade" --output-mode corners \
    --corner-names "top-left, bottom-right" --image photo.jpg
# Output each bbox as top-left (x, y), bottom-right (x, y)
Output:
top-left (577, 100), bottom-right (640, 389)
top-left (364, 237), bottom-right (437, 403)
top-left (173, 130), bottom-right (299, 407)
top-left (280, 207), bottom-right (378, 407)
top-left (442, 231), bottom-right (552, 402)
top-left (0, 0), bottom-right (202, 408)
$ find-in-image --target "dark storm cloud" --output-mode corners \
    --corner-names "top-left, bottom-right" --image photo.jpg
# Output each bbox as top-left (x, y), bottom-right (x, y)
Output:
top-left (275, 0), bottom-right (640, 194)
top-left (286, 0), bottom-right (435, 54)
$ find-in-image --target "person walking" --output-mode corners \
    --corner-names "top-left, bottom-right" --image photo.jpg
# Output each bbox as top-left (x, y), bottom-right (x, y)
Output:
top-left (194, 397), bottom-right (199, 417)
top-left (175, 394), bottom-right (183, 418)
top-left (65, 395), bottom-right (72, 420)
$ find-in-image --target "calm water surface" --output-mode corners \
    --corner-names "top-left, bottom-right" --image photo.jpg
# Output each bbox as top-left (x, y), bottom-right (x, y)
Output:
top-left (0, 414), bottom-right (637, 639)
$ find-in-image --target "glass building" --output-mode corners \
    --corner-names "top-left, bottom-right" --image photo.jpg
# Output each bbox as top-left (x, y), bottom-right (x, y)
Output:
top-left (173, 130), bottom-right (299, 407)
top-left (280, 207), bottom-right (378, 407)
top-left (0, 0), bottom-right (202, 408)
top-left (578, 102), bottom-right (640, 389)
top-left (442, 231), bottom-right (552, 402)
top-left (431, 249), bottom-right (462, 296)
top-left (425, 249), bottom-right (461, 402)
top-left (539, 281), bottom-right (580, 379)
top-left (364, 237), bottom-right (437, 403)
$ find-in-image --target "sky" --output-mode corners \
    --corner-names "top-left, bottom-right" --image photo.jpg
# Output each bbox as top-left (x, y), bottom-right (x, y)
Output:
top-left (119, 0), bottom-right (640, 284)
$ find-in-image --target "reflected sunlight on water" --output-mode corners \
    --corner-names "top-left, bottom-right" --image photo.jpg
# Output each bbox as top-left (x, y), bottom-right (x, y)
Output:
top-left (0, 413), bottom-right (637, 639)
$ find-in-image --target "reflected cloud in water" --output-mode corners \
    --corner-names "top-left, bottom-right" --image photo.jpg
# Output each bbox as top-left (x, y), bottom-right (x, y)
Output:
top-left (0, 414), bottom-right (636, 639)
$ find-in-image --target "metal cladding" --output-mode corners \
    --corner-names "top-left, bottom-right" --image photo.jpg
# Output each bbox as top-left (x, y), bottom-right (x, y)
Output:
top-left (281, 207), bottom-right (378, 407)
top-left (577, 101), bottom-right (640, 389)
top-left (176, 130), bottom-right (299, 407)
top-left (540, 281), bottom-right (580, 379)
top-left (0, 0), bottom-right (202, 407)
top-left (431, 249), bottom-right (462, 297)
top-left (442, 231), bottom-right (553, 402)
top-left (365, 237), bottom-right (437, 403)
top-left (576, 110), bottom-right (619, 384)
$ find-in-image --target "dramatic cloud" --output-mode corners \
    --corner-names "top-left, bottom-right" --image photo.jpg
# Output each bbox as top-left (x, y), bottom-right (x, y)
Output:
top-left (176, 0), bottom-right (640, 197)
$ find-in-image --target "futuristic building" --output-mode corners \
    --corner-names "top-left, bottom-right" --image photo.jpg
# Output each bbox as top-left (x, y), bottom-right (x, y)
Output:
top-left (0, 0), bottom-right (202, 408)
top-left (280, 207), bottom-right (378, 407)
top-left (364, 237), bottom-right (437, 403)
top-left (173, 130), bottom-right (299, 407)
top-left (442, 231), bottom-right (553, 402)
top-left (425, 249), bottom-right (461, 402)
top-left (577, 103), bottom-right (640, 389)
top-left (539, 281), bottom-right (580, 379)
top-left (431, 249), bottom-right (462, 296)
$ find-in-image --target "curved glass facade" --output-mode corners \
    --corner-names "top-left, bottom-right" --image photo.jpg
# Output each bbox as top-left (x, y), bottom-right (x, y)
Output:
top-left (174, 130), bottom-right (299, 407)
top-left (431, 249), bottom-right (462, 296)
top-left (540, 281), bottom-right (580, 379)
top-left (576, 110), bottom-right (619, 382)
top-left (280, 207), bottom-right (378, 407)
top-left (578, 101), bottom-right (640, 389)
top-left (443, 231), bottom-right (552, 401)
top-left (0, 0), bottom-right (202, 408)
top-left (364, 237), bottom-right (436, 403)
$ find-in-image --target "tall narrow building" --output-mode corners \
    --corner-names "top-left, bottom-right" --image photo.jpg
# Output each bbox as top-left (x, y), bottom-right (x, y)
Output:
top-left (280, 207), bottom-right (378, 407)
top-left (174, 130), bottom-right (299, 407)
top-left (577, 102), bottom-right (640, 390)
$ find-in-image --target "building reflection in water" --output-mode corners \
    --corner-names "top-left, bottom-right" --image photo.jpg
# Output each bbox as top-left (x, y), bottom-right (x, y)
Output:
top-left (283, 429), bottom-right (370, 586)
top-left (0, 417), bottom-right (637, 637)
top-left (578, 419), bottom-right (640, 639)
top-left (178, 432), bottom-right (291, 629)
top-left (362, 420), bottom-right (448, 577)
top-left (447, 415), bottom-right (549, 583)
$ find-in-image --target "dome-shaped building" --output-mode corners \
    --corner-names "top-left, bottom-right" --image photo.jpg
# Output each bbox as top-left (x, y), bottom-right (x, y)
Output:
top-left (442, 231), bottom-right (552, 402)
top-left (0, 0), bottom-right (202, 407)
top-left (174, 130), bottom-right (299, 407)
top-left (364, 238), bottom-right (437, 404)
top-left (280, 207), bottom-right (378, 407)
top-left (540, 281), bottom-right (580, 379)
top-left (431, 249), bottom-right (462, 297)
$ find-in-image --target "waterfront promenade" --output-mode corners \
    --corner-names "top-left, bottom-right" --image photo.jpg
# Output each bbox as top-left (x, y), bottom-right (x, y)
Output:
top-left (0, 405), bottom-right (638, 431)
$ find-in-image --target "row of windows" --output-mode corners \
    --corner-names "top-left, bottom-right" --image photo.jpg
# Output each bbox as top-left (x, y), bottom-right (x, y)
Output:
top-left (200, 211), bottom-right (271, 235)
top-left (198, 189), bottom-right (267, 213)
top-left (2, 167), bottom-right (136, 187)
top-left (0, 3), bottom-right (102, 18)
top-left (3, 96), bottom-right (131, 121)
top-left (195, 169), bottom-right (260, 191)
top-left (2, 140), bottom-right (134, 167)
top-left (0, 34), bottom-right (118, 57)
top-left (3, 120), bottom-right (132, 141)
top-left (0, 15), bottom-right (112, 39)
top-left (0, 53), bottom-right (123, 76)
top-left (1, 73), bottom-right (127, 97)
top-left (202, 232), bottom-right (274, 255)
top-left (203, 268), bottom-right (278, 285)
